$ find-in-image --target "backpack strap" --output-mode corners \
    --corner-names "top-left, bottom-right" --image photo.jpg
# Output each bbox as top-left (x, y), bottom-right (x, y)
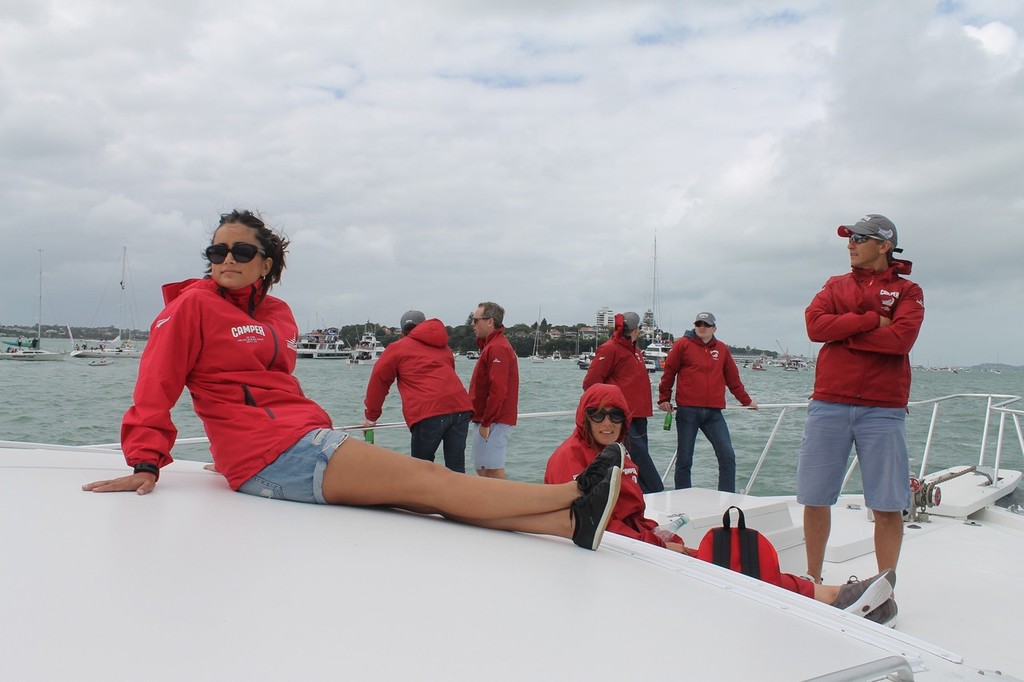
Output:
top-left (715, 506), bottom-right (761, 580)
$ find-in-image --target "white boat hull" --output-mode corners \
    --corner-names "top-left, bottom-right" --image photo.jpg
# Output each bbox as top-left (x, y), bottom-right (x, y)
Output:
top-left (4, 444), bottom-right (1020, 681)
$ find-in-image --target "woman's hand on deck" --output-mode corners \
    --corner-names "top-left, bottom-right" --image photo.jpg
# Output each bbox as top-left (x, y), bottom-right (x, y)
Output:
top-left (82, 472), bottom-right (157, 495)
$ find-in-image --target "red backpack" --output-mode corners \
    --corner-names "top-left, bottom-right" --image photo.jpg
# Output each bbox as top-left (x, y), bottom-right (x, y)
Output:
top-left (696, 506), bottom-right (783, 587)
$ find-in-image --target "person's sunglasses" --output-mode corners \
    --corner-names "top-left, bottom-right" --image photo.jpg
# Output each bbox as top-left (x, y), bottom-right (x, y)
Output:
top-left (694, 321), bottom-right (715, 328)
top-left (205, 242), bottom-right (266, 264)
top-left (848, 233), bottom-right (884, 244)
top-left (471, 316), bottom-right (491, 323)
top-left (585, 407), bottom-right (626, 424)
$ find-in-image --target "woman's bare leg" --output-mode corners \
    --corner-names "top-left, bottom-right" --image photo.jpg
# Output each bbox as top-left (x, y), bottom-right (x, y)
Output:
top-left (321, 439), bottom-right (579, 530)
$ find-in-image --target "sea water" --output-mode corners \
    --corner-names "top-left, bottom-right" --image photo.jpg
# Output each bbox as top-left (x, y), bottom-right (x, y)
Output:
top-left (1, 341), bottom-right (1021, 496)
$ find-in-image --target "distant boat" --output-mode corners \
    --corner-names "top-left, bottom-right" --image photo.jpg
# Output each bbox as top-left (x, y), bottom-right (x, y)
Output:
top-left (296, 328), bottom-right (351, 360)
top-left (349, 332), bottom-right (385, 365)
top-left (88, 358), bottom-right (112, 367)
top-left (551, 351), bottom-right (562, 361)
top-left (577, 351), bottom-right (594, 370)
top-left (465, 350), bottom-right (479, 361)
top-left (69, 247), bottom-right (142, 360)
top-left (0, 250), bottom-right (63, 362)
top-left (643, 341), bottom-right (669, 373)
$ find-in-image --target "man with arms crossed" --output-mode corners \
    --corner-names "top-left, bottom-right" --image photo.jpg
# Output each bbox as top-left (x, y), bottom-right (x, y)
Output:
top-left (799, 214), bottom-right (924, 624)
top-left (469, 301), bottom-right (519, 479)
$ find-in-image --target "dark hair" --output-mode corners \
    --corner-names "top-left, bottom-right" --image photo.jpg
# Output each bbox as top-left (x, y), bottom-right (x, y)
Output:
top-left (207, 209), bottom-right (290, 296)
top-left (477, 301), bottom-right (505, 327)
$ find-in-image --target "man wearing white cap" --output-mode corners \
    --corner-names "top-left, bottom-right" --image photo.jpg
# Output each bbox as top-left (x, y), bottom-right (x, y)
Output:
top-left (798, 214), bottom-right (925, 625)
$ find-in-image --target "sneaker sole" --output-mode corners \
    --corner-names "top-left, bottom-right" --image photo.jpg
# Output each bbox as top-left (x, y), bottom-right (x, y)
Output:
top-left (844, 573), bottom-right (894, 616)
top-left (587, 467), bottom-right (622, 550)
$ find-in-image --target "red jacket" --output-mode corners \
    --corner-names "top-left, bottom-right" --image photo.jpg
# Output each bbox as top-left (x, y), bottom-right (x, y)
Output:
top-left (807, 260), bottom-right (924, 408)
top-left (468, 327), bottom-right (519, 427)
top-left (544, 383), bottom-right (680, 549)
top-left (658, 332), bottom-right (751, 408)
top-left (583, 314), bottom-right (653, 419)
top-left (120, 278), bottom-right (332, 490)
top-left (363, 319), bottom-right (472, 426)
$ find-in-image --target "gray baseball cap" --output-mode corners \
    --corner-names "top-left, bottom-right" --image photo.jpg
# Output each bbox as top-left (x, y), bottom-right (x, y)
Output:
top-left (400, 310), bottom-right (425, 332)
top-left (694, 312), bottom-right (716, 326)
top-left (621, 312), bottom-right (641, 331)
top-left (838, 214), bottom-right (898, 249)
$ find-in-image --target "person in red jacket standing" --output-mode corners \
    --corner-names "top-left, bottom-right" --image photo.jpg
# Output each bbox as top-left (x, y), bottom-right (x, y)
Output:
top-left (361, 310), bottom-right (473, 472)
top-left (583, 311), bottom-right (664, 493)
top-left (798, 214), bottom-right (924, 624)
top-left (658, 312), bottom-right (757, 492)
top-left (548, 383), bottom-right (896, 621)
top-left (82, 210), bottom-right (623, 552)
top-left (468, 301), bottom-right (519, 479)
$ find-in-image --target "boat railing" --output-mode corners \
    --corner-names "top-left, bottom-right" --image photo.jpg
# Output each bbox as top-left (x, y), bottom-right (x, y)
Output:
top-left (13, 394), bottom-right (1020, 497)
top-left (676, 393), bottom-right (1024, 496)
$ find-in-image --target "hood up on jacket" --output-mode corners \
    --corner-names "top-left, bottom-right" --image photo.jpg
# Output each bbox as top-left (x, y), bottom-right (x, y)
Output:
top-left (574, 383), bottom-right (631, 445)
top-left (406, 318), bottom-right (450, 349)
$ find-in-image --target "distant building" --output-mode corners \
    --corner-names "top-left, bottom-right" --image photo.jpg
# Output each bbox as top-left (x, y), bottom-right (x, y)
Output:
top-left (595, 307), bottom-right (614, 327)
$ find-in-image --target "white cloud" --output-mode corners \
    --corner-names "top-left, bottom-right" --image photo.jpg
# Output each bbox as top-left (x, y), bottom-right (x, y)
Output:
top-left (1, 0), bottom-right (1023, 366)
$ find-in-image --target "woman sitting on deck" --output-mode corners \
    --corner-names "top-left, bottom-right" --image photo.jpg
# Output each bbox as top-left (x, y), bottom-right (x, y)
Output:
top-left (544, 383), bottom-right (897, 623)
top-left (83, 209), bottom-right (621, 551)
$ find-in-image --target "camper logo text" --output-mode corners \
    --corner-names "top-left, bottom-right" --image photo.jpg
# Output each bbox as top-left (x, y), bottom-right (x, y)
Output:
top-left (232, 325), bottom-right (267, 343)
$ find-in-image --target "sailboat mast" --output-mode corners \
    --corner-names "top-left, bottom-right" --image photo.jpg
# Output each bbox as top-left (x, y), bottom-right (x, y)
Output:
top-left (37, 249), bottom-right (43, 342)
top-left (119, 246), bottom-right (127, 340)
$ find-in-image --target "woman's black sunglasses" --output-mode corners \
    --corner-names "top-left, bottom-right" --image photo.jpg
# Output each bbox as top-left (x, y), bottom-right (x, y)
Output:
top-left (205, 242), bottom-right (266, 264)
top-left (585, 407), bottom-right (626, 424)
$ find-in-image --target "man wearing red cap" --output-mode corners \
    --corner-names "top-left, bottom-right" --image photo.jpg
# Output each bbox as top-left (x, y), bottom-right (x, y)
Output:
top-left (798, 214), bottom-right (925, 625)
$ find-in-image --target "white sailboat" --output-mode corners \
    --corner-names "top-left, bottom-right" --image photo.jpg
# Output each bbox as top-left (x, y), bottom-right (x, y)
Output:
top-left (70, 247), bottom-right (142, 359)
top-left (530, 307), bottom-right (544, 362)
top-left (0, 250), bottom-right (63, 361)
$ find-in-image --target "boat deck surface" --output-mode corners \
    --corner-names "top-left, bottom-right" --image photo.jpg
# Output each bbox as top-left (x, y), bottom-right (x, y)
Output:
top-left (3, 445), bottom-right (1023, 681)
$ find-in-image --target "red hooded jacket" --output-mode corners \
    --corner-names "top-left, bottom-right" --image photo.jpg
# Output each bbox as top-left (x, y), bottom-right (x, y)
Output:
top-left (468, 327), bottom-right (519, 427)
top-left (807, 260), bottom-right (924, 408)
top-left (363, 319), bottom-right (472, 426)
top-left (658, 331), bottom-right (751, 409)
top-left (583, 313), bottom-right (653, 419)
top-left (120, 278), bottom-right (332, 490)
top-left (544, 383), bottom-right (680, 549)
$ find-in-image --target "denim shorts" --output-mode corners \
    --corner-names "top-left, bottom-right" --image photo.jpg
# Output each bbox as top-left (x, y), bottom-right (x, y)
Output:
top-left (237, 428), bottom-right (349, 504)
top-left (471, 422), bottom-right (512, 470)
top-left (796, 399), bottom-right (911, 511)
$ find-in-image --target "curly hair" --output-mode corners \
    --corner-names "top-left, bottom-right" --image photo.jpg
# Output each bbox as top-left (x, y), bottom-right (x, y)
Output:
top-left (206, 209), bottom-right (290, 296)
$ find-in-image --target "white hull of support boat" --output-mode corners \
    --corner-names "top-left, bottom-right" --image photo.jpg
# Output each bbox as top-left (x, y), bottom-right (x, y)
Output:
top-left (3, 442), bottom-right (1022, 681)
top-left (70, 347), bottom-right (142, 359)
top-left (0, 349), bottom-right (63, 361)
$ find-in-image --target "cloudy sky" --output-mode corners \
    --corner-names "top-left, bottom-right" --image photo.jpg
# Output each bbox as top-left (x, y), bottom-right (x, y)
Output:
top-left (2, 0), bottom-right (1022, 367)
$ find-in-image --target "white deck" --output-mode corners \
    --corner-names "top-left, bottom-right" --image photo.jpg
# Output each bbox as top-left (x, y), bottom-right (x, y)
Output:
top-left (3, 445), bottom-right (1023, 681)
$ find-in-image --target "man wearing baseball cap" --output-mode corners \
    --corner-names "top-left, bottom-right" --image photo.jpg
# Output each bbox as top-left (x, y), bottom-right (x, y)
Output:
top-left (362, 310), bottom-right (473, 472)
top-left (657, 311), bottom-right (757, 492)
top-left (798, 213), bottom-right (925, 626)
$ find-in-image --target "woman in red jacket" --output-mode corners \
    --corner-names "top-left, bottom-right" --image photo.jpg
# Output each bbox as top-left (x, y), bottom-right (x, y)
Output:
top-left (546, 383), bottom-right (896, 621)
top-left (82, 209), bottom-right (621, 552)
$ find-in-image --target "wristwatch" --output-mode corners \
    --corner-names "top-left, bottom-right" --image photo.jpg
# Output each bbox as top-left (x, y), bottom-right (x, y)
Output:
top-left (133, 461), bottom-right (160, 480)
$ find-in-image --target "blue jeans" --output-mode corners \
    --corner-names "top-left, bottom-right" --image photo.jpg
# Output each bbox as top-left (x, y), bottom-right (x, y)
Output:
top-left (410, 411), bottom-right (471, 473)
top-left (674, 406), bottom-right (736, 492)
top-left (626, 418), bottom-right (665, 493)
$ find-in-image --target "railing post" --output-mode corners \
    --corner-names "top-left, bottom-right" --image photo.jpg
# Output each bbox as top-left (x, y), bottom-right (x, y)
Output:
top-left (918, 402), bottom-right (939, 479)
top-left (742, 407), bottom-right (788, 495)
top-left (979, 395), bottom-right (994, 466)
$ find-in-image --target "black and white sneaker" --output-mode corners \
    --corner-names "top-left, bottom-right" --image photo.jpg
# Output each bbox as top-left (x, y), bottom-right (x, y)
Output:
top-left (576, 443), bottom-right (626, 495)
top-left (571, 466), bottom-right (622, 550)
